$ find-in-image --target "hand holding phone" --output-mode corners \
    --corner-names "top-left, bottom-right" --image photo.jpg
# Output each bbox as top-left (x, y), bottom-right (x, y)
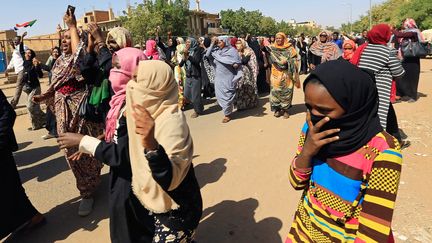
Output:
top-left (64, 5), bottom-right (77, 28)
top-left (67, 5), bottom-right (75, 16)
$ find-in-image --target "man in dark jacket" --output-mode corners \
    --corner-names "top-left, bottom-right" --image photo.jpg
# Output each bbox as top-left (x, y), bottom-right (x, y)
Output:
top-left (0, 89), bottom-right (45, 239)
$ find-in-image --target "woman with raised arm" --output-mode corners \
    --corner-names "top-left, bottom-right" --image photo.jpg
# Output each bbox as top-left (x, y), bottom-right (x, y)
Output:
top-left (205, 36), bottom-right (243, 123)
top-left (32, 9), bottom-right (104, 217)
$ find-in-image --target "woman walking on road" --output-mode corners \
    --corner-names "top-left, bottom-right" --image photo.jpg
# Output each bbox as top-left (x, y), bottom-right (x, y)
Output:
top-left (0, 89), bottom-right (45, 240)
top-left (235, 38), bottom-right (259, 110)
top-left (308, 31), bottom-right (340, 71)
top-left (57, 48), bottom-right (146, 243)
top-left (351, 23), bottom-right (406, 146)
top-left (286, 60), bottom-right (402, 243)
top-left (266, 32), bottom-right (300, 119)
top-left (205, 36), bottom-right (243, 123)
top-left (393, 18), bottom-right (425, 102)
top-left (33, 9), bottom-right (104, 217)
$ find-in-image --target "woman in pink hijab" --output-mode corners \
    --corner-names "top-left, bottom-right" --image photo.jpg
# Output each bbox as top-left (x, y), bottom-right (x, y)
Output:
top-left (57, 47), bottom-right (148, 242)
top-left (145, 39), bottom-right (160, 60)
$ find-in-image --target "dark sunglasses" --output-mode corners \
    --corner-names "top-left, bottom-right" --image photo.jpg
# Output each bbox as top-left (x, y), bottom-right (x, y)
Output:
top-left (320, 35), bottom-right (328, 37)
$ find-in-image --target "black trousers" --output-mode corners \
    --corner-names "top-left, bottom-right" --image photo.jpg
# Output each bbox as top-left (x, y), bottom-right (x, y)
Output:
top-left (300, 55), bottom-right (308, 74)
top-left (45, 108), bottom-right (58, 136)
top-left (0, 150), bottom-right (38, 239)
top-left (386, 104), bottom-right (402, 142)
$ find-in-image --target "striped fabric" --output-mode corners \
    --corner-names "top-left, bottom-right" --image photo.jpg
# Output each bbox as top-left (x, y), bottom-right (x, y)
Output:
top-left (357, 44), bottom-right (405, 129)
top-left (286, 123), bottom-right (402, 243)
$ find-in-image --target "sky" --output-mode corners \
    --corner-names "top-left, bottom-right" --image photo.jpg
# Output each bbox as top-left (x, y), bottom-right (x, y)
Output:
top-left (0, 0), bottom-right (386, 37)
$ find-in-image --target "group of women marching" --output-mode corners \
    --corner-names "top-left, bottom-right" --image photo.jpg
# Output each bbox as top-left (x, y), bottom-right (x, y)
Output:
top-left (2, 4), bottom-right (425, 241)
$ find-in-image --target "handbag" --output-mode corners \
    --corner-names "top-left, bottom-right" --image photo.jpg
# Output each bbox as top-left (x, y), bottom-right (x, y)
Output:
top-left (78, 86), bottom-right (104, 123)
top-left (401, 39), bottom-right (429, 58)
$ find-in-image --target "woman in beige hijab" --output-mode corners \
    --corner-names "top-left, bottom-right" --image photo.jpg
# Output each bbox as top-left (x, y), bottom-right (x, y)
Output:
top-left (126, 60), bottom-right (202, 242)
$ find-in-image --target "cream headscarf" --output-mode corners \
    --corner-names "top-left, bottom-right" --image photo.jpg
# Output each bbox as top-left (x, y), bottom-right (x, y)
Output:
top-left (106, 27), bottom-right (133, 49)
top-left (126, 60), bottom-right (194, 213)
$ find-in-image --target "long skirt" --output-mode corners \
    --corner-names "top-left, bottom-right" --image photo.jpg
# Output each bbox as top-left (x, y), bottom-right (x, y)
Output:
top-left (55, 90), bottom-right (104, 198)
top-left (26, 86), bottom-right (46, 130)
top-left (236, 66), bottom-right (258, 110)
top-left (397, 57), bottom-right (420, 100)
top-left (174, 66), bottom-right (187, 109)
top-left (122, 192), bottom-right (196, 243)
top-left (0, 149), bottom-right (39, 239)
top-left (184, 77), bottom-right (204, 114)
top-left (270, 69), bottom-right (294, 112)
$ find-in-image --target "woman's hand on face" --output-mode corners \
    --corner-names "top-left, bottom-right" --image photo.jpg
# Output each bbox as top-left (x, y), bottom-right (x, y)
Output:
top-left (132, 104), bottom-right (158, 150)
top-left (63, 9), bottom-right (77, 28)
top-left (300, 111), bottom-right (340, 159)
top-left (309, 64), bottom-right (316, 70)
top-left (57, 133), bottom-right (84, 149)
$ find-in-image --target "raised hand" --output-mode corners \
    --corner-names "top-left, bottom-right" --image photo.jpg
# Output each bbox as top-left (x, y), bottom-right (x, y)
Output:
top-left (63, 9), bottom-right (77, 28)
top-left (132, 104), bottom-right (158, 150)
top-left (87, 23), bottom-right (103, 43)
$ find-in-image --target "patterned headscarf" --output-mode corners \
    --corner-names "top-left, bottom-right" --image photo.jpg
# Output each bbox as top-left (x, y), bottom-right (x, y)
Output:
top-left (106, 27), bottom-right (133, 49)
top-left (342, 40), bottom-right (356, 61)
top-left (309, 31), bottom-right (341, 63)
top-left (403, 18), bottom-right (418, 29)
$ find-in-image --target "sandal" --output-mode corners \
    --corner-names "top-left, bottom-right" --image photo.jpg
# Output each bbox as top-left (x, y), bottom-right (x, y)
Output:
top-left (222, 116), bottom-right (231, 123)
top-left (283, 111), bottom-right (290, 119)
top-left (274, 111), bottom-right (282, 118)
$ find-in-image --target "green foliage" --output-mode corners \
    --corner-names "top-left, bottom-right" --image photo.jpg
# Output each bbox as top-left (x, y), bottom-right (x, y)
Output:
top-left (220, 8), bottom-right (263, 36)
top-left (121, 0), bottom-right (190, 44)
top-left (221, 8), bottom-right (320, 37)
top-left (346, 0), bottom-right (432, 33)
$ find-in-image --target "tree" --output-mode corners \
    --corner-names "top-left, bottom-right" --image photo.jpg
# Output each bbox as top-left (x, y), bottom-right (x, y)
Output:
top-left (220, 8), bottom-right (262, 36)
top-left (344, 0), bottom-right (432, 32)
top-left (121, 0), bottom-right (190, 44)
top-left (398, 0), bottom-right (432, 29)
top-left (257, 16), bottom-right (277, 36)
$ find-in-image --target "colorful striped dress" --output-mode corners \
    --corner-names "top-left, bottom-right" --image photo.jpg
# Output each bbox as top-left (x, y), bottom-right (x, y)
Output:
top-left (287, 123), bottom-right (402, 243)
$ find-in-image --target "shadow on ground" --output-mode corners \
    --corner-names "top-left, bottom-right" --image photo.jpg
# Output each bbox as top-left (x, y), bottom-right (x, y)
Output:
top-left (288, 103), bottom-right (307, 116)
top-left (194, 158), bottom-right (227, 189)
top-left (196, 198), bottom-right (283, 243)
top-left (4, 174), bottom-right (109, 243)
top-left (14, 145), bottom-right (68, 183)
top-left (14, 145), bottom-right (61, 167)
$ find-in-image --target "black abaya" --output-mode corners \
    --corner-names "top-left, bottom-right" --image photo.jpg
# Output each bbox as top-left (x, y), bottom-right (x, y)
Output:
top-left (397, 57), bottom-right (420, 100)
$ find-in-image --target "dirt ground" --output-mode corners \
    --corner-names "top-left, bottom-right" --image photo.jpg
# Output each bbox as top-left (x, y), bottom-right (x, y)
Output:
top-left (3, 59), bottom-right (432, 243)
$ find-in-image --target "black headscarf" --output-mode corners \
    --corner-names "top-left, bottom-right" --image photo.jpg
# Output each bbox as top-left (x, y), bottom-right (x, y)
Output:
top-left (203, 37), bottom-right (212, 48)
top-left (165, 36), bottom-right (177, 62)
top-left (303, 59), bottom-right (383, 158)
top-left (23, 49), bottom-right (36, 70)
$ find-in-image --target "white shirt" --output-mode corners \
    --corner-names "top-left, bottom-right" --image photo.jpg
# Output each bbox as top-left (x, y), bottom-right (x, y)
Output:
top-left (7, 44), bottom-right (28, 74)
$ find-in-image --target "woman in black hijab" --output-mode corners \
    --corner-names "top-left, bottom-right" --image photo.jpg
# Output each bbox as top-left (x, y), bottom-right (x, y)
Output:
top-left (286, 59), bottom-right (402, 242)
top-left (20, 43), bottom-right (46, 130)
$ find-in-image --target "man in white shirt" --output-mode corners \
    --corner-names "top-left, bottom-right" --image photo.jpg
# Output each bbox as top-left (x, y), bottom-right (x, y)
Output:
top-left (7, 33), bottom-right (28, 109)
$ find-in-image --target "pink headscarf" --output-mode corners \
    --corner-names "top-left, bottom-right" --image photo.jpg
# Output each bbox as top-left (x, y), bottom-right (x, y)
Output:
top-left (105, 48), bottom-right (147, 142)
top-left (145, 40), bottom-right (159, 60)
top-left (403, 18), bottom-right (418, 29)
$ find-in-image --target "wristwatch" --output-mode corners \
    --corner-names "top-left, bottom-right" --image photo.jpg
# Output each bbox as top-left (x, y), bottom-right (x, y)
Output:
top-left (144, 145), bottom-right (160, 160)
